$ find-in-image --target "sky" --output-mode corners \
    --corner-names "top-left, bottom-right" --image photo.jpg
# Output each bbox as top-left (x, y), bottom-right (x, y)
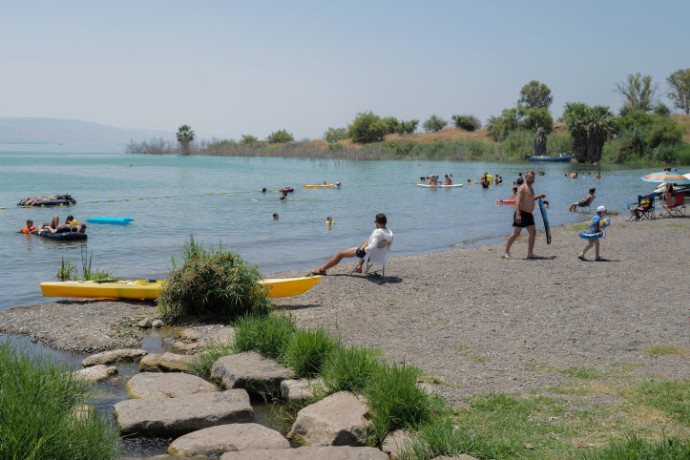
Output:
top-left (2, 0), bottom-right (688, 141)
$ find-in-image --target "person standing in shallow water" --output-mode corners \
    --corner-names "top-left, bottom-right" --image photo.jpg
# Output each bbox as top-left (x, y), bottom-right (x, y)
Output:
top-left (502, 171), bottom-right (546, 260)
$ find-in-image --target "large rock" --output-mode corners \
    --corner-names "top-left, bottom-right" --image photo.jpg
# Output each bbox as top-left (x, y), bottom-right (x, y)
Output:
top-left (382, 429), bottom-right (415, 459)
top-left (168, 423), bottom-right (289, 456)
top-left (74, 364), bottom-right (118, 382)
top-left (289, 391), bottom-right (370, 446)
top-left (173, 325), bottom-right (235, 353)
top-left (220, 446), bottom-right (388, 460)
top-left (114, 389), bottom-right (252, 436)
top-left (211, 352), bottom-right (291, 396)
top-left (280, 378), bottom-right (320, 401)
top-left (139, 352), bottom-right (197, 372)
top-left (82, 348), bottom-right (147, 367)
top-left (125, 372), bottom-right (218, 399)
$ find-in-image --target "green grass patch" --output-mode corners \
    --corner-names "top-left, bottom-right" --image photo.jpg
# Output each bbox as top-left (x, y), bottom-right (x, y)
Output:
top-left (562, 366), bottom-right (605, 380)
top-left (581, 434), bottom-right (690, 459)
top-left (644, 344), bottom-right (689, 357)
top-left (570, 223), bottom-right (590, 232)
top-left (627, 378), bottom-right (690, 425)
top-left (320, 345), bottom-right (380, 394)
top-left (233, 313), bottom-right (296, 360)
top-left (666, 223), bottom-right (686, 228)
top-left (0, 341), bottom-right (120, 459)
top-left (283, 327), bottom-right (337, 378)
top-left (524, 361), bottom-right (559, 373)
top-left (189, 341), bottom-right (234, 377)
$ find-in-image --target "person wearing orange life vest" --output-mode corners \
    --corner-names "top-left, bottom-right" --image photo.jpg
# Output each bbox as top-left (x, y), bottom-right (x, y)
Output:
top-left (17, 219), bottom-right (36, 233)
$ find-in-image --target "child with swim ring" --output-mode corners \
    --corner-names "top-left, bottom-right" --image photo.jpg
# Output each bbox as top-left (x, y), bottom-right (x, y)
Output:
top-left (578, 205), bottom-right (610, 261)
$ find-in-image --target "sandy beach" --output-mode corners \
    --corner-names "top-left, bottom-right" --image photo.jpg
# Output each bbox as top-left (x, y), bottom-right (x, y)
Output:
top-left (2, 215), bottom-right (688, 407)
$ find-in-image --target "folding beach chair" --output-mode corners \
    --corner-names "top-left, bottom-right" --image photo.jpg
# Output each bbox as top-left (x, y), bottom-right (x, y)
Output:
top-left (663, 192), bottom-right (686, 217)
top-left (351, 239), bottom-right (392, 282)
top-left (627, 194), bottom-right (656, 221)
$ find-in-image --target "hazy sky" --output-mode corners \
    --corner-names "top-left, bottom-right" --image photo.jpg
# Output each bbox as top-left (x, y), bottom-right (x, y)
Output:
top-left (2, 0), bottom-right (687, 141)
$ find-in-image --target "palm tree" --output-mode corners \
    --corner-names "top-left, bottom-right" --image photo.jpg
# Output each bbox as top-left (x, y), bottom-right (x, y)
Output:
top-left (176, 125), bottom-right (195, 155)
top-left (563, 103), bottom-right (616, 163)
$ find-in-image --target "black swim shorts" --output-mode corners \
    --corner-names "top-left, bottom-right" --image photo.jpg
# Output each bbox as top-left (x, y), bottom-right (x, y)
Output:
top-left (512, 210), bottom-right (535, 228)
top-left (356, 247), bottom-right (366, 258)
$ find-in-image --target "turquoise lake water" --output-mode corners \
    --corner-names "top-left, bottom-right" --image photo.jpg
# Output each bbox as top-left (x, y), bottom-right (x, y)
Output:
top-left (0, 144), bottom-right (662, 311)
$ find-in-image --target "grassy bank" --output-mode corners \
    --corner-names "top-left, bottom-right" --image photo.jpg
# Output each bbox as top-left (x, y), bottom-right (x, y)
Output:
top-left (0, 341), bottom-right (120, 459)
top-left (190, 313), bottom-right (690, 459)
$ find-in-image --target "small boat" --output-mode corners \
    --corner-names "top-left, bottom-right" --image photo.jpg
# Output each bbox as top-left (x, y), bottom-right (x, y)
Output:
top-left (527, 153), bottom-right (572, 163)
top-left (304, 184), bottom-right (334, 188)
top-left (416, 183), bottom-right (463, 188)
top-left (40, 276), bottom-right (322, 301)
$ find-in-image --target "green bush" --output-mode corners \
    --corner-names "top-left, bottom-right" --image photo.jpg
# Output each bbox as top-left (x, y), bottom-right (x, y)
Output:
top-left (423, 115), bottom-right (448, 133)
top-left (158, 236), bottom-right (273, 324)
top-left (451, 114), bottom-right (481, 131)
top-left (502, 129), bottom-right (534, 159)
top-left (284, 328), bottom-right (337, 378)
top-left (267, 129), bottom-right (294, 143)
top-left (321, 345), bottom-right (380, 394)
top-left (0, 341), bottom-right (120, 459)
top-left (546, 131), bottom-right (573, 156)
top-left (233, 313), bottom-right (296, 360)
top-left (364, 361), bottom-right (433, 444)
top-left (348, 112), bottom-right (388, 144)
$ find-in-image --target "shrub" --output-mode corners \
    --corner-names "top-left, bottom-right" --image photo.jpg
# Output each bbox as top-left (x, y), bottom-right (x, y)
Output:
top-left (283, 328), bottom-right (337, 378)
top-left (266, 129), bottom-right (294, 143)
top-left (0, 341), bottom-right (120, 459)
top-left (451, 114), bottom-right (481, 131)
top-left (423, 115), bottom-right (448, 133)
top-left (364, 361), bottom-right (433, 444)
top-left (502, 129), bottom-right (534, 159)
top-left (240, 134), bottom-right (259, 145)
top-left (233, 313), bottom-right (296, 360)
top-left (546, 131), bottom-right (573, 156)
top-left (348, 112), bottom-right (388, 144)
top-left (323, 127), bottom-right (347, 145)
top-left (158, 236), bottom-right (273, 324)
top-left (399, 119), bottom-right (419, 134)
top-left (382, 116), bottom-right (401, 134)
top-left (321, 345), bottom-right (380, 394)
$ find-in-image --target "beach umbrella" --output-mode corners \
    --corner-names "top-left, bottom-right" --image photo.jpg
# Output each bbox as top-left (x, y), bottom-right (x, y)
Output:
top-left (641, 171), bottom-right (690, 184)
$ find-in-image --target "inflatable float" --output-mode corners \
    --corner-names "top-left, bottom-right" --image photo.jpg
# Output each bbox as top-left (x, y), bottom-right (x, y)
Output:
top-left (86, 217), bottom-right (134, 225)
top-left (34, 230), bottom-right (87, 241)
top-left (40, 276), bottom-right (322, 301)
top-left (417, 183), bottom-right (463, 188)
top-left (579, 230), bottom-right (604, 240)
top-left (18, 195), bottom-right (77, 207)
top-left (496, 199), bottom-right (516, 204)
top-left (304, 184), bottom-right (334, 188)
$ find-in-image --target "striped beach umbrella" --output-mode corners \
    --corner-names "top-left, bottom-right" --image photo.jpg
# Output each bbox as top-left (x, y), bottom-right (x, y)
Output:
top-left (641, 171), bottom-right (690, 184)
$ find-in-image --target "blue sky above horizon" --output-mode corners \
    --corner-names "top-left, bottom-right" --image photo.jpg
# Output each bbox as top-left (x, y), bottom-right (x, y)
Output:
top-left (2, 0), bottom-right (687, 141)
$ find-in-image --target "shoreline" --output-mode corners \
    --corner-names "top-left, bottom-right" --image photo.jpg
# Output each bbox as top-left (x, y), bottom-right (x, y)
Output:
top-left (1, 215), bottom-right (688, 405)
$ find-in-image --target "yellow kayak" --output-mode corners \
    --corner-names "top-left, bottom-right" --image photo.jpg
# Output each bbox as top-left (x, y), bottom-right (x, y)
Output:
top-left (40, 276), bottom-right (322, 301)
top-left (304, 184), bottom-right (334, 188)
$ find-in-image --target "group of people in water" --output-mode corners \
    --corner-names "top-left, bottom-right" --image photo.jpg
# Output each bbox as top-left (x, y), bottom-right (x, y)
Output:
top-left (17, 215), bottom-right (87, 234)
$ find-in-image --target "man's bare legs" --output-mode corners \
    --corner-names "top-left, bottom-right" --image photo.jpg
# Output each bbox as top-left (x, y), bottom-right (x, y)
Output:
top-left (503, 227), bottom-right (522, 258)
top-left (314, 239), bottom-right (369, 274)
top-left (526, 225), bottom-right (539, 258)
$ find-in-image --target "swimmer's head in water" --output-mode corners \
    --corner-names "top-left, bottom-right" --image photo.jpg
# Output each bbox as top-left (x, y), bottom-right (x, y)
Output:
top-left (273, 213), bottom-right (279, 220)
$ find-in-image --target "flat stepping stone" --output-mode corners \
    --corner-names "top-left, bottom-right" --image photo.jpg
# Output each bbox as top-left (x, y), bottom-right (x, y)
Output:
top-left (211, 352), bottom-right (291, 396)
top-left (220, 446), bottom-right (389, 460)
top-left (125, 372), bottom-right (218, 399)
top-left (139, 352), bottom-right (197, 372)
top-left (168, 423), bottom-right (289, 456)
top-left (280, 378), bottom-right (320, 401)
top-left (114, 389), bottom-right (252, 436)
top-left (82, 348), bottom-right (147, 367)
top-left (289, 391), bottom-right (370, 446)
top-left (74, 364), bottom-right (118, 382)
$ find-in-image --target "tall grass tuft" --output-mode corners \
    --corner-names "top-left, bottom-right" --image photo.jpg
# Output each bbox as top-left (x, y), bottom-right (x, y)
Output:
top-left (188, 341), bottom-right (235, 377)
top-left (158, 236), bottom-right (273, 324)
top-left (0, 341), bottom-right (119, 459)
top-left (363, 362), bottom-right (433, 444)
top-left (233, 313), bottom-right (297, 360)
top-left (57, 256), bottom-right (76, 280)
top-left (283, 327), bottom-right (337, 378)
top-left (320, 345), bottom-right (380, 394)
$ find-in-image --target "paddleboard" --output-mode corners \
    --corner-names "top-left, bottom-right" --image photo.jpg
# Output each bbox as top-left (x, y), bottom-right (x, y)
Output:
top-left (40, 276), bottom-right (322, 301)
top-left (416, 183), bottom-right (463, 188)
top-left (538, 198), bottom-right (551, 244)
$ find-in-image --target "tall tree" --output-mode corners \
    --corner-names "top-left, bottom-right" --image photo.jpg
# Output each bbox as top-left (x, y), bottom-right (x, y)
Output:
top-left (667, 68), bottom-right (690, 115)
top-left (422, 115), bottom-right (447, 132)
top-left (615, 73), bottom-right (658, 112)
top-left (518, 80), bottom-right (553, 109)
top-left (176, 125), bottom-right (195, 154)
top-left (563, 103), bottom-right (616, 163)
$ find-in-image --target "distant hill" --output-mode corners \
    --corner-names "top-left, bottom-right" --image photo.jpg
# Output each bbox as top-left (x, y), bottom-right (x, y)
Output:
top-left (0, 118), bottom-right (173, 144)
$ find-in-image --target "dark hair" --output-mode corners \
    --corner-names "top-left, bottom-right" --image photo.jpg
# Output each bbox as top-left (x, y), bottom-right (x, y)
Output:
top-left (589, 188), bottom-right (595, 194)
top-left (375, 213), bottom-right (387, 225)
top-left (66, 215), bottom-right (74, 222)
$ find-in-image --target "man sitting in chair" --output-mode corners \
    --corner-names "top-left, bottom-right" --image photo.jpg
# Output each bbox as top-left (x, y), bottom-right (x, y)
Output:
top-left (568, 188), bottom-right (595, 212)
top-left (310, 213), bottom-right (393, 275)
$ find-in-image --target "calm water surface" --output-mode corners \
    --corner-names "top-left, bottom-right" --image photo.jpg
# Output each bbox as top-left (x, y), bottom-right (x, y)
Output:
top-left (1, 144), bottom-right (661, 311)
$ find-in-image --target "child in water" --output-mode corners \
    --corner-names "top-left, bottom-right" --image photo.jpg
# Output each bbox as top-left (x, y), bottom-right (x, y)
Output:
top-left (578, 205), bottom-right (610, 261)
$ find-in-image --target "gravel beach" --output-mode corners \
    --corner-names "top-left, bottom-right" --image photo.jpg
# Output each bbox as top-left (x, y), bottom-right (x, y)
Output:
top-left (2, 215), bottom-right (688, 407)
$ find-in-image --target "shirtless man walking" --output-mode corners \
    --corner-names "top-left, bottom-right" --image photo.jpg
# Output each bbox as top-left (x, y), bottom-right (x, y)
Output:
top-left (502, 171), bottom-right (546, 259)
